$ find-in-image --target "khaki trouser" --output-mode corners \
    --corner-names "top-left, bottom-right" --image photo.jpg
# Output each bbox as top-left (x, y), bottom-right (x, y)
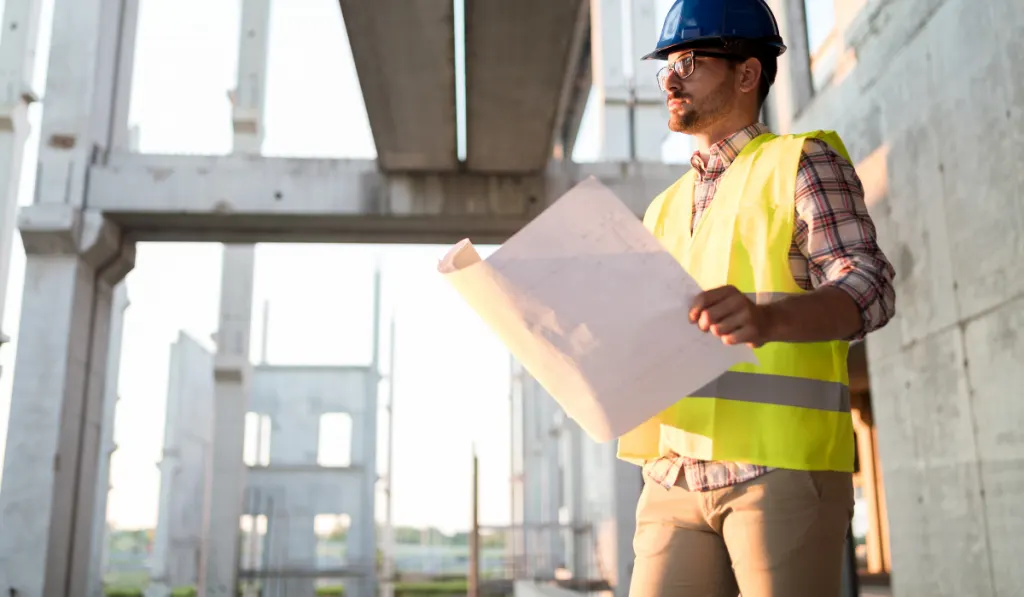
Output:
top-left (628, 468), bottom-right (854, 597)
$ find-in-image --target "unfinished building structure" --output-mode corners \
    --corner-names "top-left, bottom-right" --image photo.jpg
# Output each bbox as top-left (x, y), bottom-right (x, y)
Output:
top-left (0, 0), bottom-right (677, 594)
top-left (147, 251), bottom-right (382, 597)
top-left (509, 362), bottom-right (639, 595)
top-left (0, 0), bottom-right (1021, 596)
top-left (239, 360), bottom-right (381, 597)
top-left (511, 2), bottom-right (1024, 597)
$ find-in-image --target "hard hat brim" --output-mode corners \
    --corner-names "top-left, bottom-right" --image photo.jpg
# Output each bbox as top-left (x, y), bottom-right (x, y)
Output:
top-left (641, 36), bottom-right (787, 61)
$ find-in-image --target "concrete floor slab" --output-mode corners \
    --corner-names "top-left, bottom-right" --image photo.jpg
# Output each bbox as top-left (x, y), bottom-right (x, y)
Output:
top-left (464, 0), bottom-right (587, 172)
top-left (339, 0), bottom-right (458, 172)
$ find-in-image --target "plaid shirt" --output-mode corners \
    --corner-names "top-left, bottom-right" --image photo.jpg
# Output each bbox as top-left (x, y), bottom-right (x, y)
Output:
top-left (644, 123), bottom-right (896, 492)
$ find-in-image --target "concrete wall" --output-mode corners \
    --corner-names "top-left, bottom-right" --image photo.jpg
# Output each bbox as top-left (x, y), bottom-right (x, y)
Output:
top-left (151, 359), bottom-right (379, 597)
top-left (768, 1), bottom-right (1024, 595)
top-left (243, 364), bottom-right (378, 597)
top-left (150, 332), bottom-right (216, 589)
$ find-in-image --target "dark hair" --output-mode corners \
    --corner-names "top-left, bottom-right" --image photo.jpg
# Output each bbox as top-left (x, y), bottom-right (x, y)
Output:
top-left (754, 52), bottom-right (778, 108)
top-left (718, 38), bottom-right (780, 109)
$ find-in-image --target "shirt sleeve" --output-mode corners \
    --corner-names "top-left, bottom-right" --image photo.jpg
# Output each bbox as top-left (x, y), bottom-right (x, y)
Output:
top-left (793, 138), bottom-right (897, 340)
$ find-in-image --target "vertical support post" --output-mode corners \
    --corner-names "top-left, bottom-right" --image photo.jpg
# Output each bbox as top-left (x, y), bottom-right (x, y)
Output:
top-left (590, 0), bottom-right (665, 162)
top-left (354, 266), bottom-right (381, 597)
top-left (259, 300), bottom-right (270, 364)
top-left (88, 284), bottom-right (130, 597)
top-left (199, 245), bottom-right (255, 597)
top-left (231, 0), bottom-right (272, 154)
top-left (562, 421), bottom-right (585, 578)
top-left (0, 0), bottom-right (45, 358)
top-left (91, 4), bottom-right (139, 585)
top-left (0, 0), bottom-right (138, 594)
top-left (198, 0), bottom-right (270, 593)
top-left (627, 0), bottom-right (669, 160)
top-left (764, 0), bottom-right (814, 134)
top-left (469, 449), bottom-right (480, 597)
top-left (381, 313), bottom-right (396, 597)
top-left (611, 458), bottom-right (641, 597)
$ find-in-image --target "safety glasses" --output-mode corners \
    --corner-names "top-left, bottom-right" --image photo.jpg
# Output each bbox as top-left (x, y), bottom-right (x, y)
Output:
top-left (656, 50), bottom-right (749, 91)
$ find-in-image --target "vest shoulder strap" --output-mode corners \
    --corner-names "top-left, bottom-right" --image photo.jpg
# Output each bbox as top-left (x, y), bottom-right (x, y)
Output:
top-left (643, 170), bottom-right (694, 237)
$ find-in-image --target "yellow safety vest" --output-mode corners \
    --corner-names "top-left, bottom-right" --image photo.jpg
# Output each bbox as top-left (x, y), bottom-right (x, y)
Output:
top-left (617, 130), bottom-right (855, 473)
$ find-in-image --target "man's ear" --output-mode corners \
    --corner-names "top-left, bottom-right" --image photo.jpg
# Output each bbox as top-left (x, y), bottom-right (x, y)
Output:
top-left (738, 58), bottom-right (762, 94)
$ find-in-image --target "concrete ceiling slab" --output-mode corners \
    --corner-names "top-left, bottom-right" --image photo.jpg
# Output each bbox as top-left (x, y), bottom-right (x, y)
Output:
top-left (339, 0), bottom-right (459, 172)
top-left (464, 0), bottom-right (589, 173)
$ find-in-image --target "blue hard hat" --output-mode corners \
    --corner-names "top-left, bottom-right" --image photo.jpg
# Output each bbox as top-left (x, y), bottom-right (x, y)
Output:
top-left (642, 0), bottom-right (787, 61)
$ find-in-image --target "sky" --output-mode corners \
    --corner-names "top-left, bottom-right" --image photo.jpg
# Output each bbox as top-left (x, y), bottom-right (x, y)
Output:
top-left (0, 0), bottom-right (832, 536)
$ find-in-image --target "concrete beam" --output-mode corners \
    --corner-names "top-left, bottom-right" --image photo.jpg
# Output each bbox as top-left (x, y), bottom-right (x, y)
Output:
top-left (339, 0), bottom-right (458, 172)
top-left (465, 0), bottom-right (588, 172)
top-left (85, 153), bottom-right (684, 244)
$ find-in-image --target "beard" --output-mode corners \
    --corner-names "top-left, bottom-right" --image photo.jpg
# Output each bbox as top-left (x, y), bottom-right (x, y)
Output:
top-left (667, 77), bottom-right (736, 134)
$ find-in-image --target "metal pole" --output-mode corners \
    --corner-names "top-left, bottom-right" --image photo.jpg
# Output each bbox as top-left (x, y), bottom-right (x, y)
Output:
top-left (260, 300), bottom-right (270, 364)
top-left (382, 314), bottom-right (397, 597)
top-left (508, 357), bottom-right (517, 580)
top-left (469, 448), bottom-right (480, 597)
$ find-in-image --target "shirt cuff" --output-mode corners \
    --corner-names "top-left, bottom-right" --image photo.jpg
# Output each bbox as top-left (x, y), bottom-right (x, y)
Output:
top-left (819, 272), bottom-right (893, 342)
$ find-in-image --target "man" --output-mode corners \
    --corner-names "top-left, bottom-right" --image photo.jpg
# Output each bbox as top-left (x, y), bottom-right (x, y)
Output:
top-left (616, 1), bottom-right (896, 596)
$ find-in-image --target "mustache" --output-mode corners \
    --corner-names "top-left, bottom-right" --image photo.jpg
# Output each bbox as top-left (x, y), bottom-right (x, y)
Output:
top-left (667, 90), bottom-right (692, 101)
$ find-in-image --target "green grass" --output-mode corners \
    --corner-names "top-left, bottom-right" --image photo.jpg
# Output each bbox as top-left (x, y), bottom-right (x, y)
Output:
top-left (104, 589), bottom-right (196, 597)
top-left (314, 580), bottom-right (469, 597)
top-left (104, 580), bottom-right (470, 597)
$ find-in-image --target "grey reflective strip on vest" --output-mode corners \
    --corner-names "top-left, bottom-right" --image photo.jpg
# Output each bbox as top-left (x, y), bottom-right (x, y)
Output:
top-left (744, 292), bottom-right (791, 305)
top-left (691, 370), bottom-right (850, 413)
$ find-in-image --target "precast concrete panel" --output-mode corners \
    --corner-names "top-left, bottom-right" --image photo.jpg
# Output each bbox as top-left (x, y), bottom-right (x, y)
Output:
top-left (767, 0), bottom-right (1024, 595)
top-left (150, 332), bottom-right (216, 590)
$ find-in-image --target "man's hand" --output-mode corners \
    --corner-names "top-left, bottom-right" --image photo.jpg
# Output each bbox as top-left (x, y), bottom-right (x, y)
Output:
top-left (689, 285), bottom-right (775, 348)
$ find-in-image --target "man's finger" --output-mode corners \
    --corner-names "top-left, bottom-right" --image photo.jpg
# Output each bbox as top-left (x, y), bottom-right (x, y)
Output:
top-left (689, 286), bottom-right (739, 321)
top-left (721, 326), bottom-right (758, 345)
top-left (710, 310), bottom-right (748, 336)
top-left (700, 295), bottom-right (748, 327)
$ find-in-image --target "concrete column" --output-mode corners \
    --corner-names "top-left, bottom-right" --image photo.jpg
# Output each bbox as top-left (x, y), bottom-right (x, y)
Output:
top-left (0, 0), bottom-right (137, 593)
top-left (611, 458), bottom-right (641, 597)
top-left (197, 1), bottom-right (270, 592)
top-left (199, 246), bottom-right (256, 597)
top-left (0, 0), bottom-right (45, 357)
top-left (0, 209), bottom-right (135, 597)
top-left (88, 284), bottom-right (130, 597)
top-left (231, 0), bottom-right (271, 154)
top-left (590, 0), bottom-right (665, 162)
top-left (763, 0), bottom-right (814, 134)
top-left (558, 421), bottom-right (586, 578)
top-left (89, 7), bottom-right (138, 588)
top-left (350, 270), bottom-right (381, 597)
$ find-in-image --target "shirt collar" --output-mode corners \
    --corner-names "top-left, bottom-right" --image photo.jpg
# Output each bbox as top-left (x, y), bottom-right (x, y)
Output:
top-left (689, 122), bottom-right (772, 177)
